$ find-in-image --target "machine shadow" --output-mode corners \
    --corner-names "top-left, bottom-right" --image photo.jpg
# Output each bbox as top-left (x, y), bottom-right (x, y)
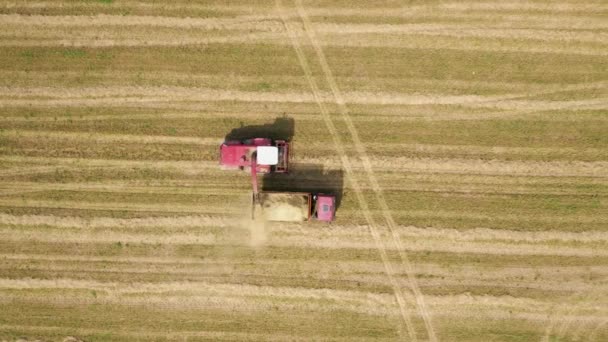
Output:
top-left (224, 117), bottom-right (295, 142)
top-left (261, 164), bottom-right (344, 210)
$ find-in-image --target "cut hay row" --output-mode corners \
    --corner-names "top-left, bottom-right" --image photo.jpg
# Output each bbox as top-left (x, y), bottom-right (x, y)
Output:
top-left (4, 71), bottom-right (605, 96)
top-left (7, 0), bottom-right (608, 14)
top-left (0, 199), bottom-right (242, 215)
top-left (0, 155), bottom-right (217, 173)
top-left (0, 129), bottom-right (222, 146)
top-left (2, 212), bottom-right (607, 242)
top-left (2, 11), bottom-right (606, 32)
top-left (1, 18), bottom-right (606, 56)
top-left (0, 258), bottom-right (603, 304)
top-left (3, 252), bottom-right (606, 284)
top-left (5, 154), bottom-right (606, 178)
top-left (1, 279), bottom-right (606, 324)
top-left (3, 107), bottom-right (604, 123)
top-left (3, 16), bottom-right (607, 44)
top-left (0, 324), bottom-right (389, 342)
top-left (3, 163), bottom-right (608, 188)
top-left (3, 86), bottom-right (606, 111)
top-left (2, 256), bottom-right (604, 295)
top-left (1, 222), bottom-right (604, 257)
top-left (3, 134), bottom-right (608, 164)
top-left (4, 33), bottom-right (605, 57)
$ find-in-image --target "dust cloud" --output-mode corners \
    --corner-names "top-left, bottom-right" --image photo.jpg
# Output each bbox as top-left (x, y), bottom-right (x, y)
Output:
top-left (248, 203), bottom-right (268, 247)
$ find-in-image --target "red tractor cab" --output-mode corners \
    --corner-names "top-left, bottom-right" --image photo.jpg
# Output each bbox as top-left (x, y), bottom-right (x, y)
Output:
top-left (220, 138), bottom-right (288, 173)
top-left (313, 194), bottom-right (336, 222)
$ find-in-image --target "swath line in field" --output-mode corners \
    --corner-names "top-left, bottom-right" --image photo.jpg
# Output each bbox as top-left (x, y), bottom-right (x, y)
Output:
top-left (0, 130), bottom-right (222, 146)
top-left (0, 14), bottom-right (284, 30)
top-left (275, 0), bottom-right (416, 340)
top-left (293, 0), bottom-right (437, 341)
top-left (0, 324), bottom-right (322, 342)
top-left (6, 212), bottom-right (608, 243)
top-left (2, 86), bottom-right (605, 114)
top-left (0, 32), bottom-right (282, 48)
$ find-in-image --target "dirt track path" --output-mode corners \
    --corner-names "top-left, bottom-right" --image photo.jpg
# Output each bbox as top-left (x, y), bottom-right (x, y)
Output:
top-left (275, 0), bottom-right (420, 339)
top-left (293, 1), bottom-right (438, 340)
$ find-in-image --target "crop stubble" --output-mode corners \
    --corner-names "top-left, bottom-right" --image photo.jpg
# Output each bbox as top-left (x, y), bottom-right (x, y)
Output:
top-left (0, 0), bottom-right (607, 341)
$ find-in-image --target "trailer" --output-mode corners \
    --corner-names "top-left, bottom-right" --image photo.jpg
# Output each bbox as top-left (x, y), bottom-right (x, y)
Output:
top-left (253, 191), bottom-right (335, 222)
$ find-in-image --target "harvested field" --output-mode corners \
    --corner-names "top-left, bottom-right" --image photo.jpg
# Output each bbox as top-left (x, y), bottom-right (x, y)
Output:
top-left (0, 0), bottom-right (607, 341)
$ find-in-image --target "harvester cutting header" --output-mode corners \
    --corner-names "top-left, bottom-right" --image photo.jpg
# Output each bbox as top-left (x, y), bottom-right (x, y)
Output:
top-left (219, 133), bottom-right (336, 222)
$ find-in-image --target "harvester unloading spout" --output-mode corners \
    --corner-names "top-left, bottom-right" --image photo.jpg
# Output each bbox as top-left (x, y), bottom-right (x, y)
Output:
top-left (251, 152), bottom-right (259, 203)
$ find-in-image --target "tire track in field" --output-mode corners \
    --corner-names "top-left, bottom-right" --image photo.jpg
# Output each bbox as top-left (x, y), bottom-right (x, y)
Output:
top-left (275, 1), bottom-right (417, 340)
top-left (294, 1), bottom-right (439, 339)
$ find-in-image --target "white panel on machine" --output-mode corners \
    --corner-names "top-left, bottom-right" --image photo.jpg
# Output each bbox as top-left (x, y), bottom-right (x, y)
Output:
top-left (257, 146), bottom-right (279, 165)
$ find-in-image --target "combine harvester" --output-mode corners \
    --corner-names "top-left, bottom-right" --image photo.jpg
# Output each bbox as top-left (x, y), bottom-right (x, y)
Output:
top-left (220, 137), bottom-right (336, 222)
top-left (220, 138), bottom-right (288, 173)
